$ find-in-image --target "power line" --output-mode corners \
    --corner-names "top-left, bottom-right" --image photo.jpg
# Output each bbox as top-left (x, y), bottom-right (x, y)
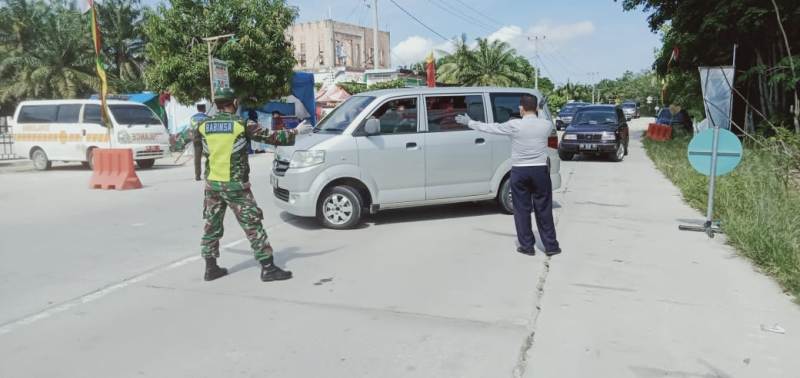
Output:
top-left (448, 0), bottom-right (504, 29)
top-left (387, 0), bottom-right (452, 43)
top-left (429, 0), bottom-right (498, 34)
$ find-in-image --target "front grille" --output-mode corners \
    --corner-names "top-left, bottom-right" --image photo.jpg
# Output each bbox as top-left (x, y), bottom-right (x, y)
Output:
top-left (273, 187), bottom-right (290, 202)
top-left (135, 151), bottom-right (163, 158)
top-left (576, 133), bottom-right (602, 142)
top-left (272, 158), bottom-right (289, 177)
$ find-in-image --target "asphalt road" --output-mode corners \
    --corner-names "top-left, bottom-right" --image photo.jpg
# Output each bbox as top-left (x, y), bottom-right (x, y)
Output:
top-left (0, 118), bottom-right (798, 377)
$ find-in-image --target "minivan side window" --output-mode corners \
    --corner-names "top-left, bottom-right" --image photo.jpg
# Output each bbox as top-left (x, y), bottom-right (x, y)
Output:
top-left (17, 105), bottom-right (59, 124)
top-left (426, 95), bottom-right (486, 132)
top-left (57, 105), bottom-right (81, 123)
top-left (366, 98), bottom-right (418, 135)
top-left (490, 93), bottom-right (527, 123)
top-left (83, 105), bottom-right (103, 125)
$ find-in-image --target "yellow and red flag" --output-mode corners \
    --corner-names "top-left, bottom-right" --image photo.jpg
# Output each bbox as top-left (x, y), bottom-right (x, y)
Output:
top-left (426, 51), bottom-right (436, 88)
top-left (84, 0), bottom-right (110, 130)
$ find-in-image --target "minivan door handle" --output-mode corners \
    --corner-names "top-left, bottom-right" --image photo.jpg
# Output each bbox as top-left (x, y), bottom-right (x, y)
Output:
top-left (475, 138), bottom-right (486, 145)
top-left (406, 142), bottom-right (418, 150)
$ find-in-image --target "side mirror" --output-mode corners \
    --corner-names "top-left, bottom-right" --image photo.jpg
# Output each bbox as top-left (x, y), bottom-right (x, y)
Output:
top-left (364, 118), bottom-right (380, 135)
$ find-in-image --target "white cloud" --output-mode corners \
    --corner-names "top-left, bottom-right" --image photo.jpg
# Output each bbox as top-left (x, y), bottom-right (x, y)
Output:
top-left (392, 21), bottom-right (594, 67)
top-left (485, 21), bottom-right (596, 54)
top-left (392, 36), bottom-right (435, 66)
top-left (392, 36), bottom-right (453, 66)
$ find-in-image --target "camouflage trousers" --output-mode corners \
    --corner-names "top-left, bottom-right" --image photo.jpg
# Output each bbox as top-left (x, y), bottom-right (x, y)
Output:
top-left (201, 189), bottom-right (273, 262)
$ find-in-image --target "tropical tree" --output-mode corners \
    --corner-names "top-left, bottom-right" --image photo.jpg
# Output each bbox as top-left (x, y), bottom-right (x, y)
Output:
top-left (97, 0), bottom-right (147, 92)
top-left (144, 0), bottom-right (298, 106)
top-left (618, 0), bottom-right (800, 131)
top-left (0, 0), bottom-right (95, 109)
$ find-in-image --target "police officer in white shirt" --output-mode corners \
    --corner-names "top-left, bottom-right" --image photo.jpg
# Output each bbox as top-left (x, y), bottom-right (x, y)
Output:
top-left (456, 94), bottom-right (561, 256)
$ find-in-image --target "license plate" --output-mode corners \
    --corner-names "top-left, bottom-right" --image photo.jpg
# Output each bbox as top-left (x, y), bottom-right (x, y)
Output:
top-left (580, 143), bottom-right (598, 150)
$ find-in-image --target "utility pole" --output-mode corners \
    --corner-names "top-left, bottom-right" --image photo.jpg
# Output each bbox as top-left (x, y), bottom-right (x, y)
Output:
top-left (587, 72), bottom-right (599, 103)
top-left (202, 33), bottom-right (235, 102)
top-left (372, 0), bottom-right (379, 69)
top-left (527, 35), bottom-right (545, 89)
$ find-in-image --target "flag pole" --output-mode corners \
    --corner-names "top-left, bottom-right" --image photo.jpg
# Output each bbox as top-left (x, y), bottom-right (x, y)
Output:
top-left (88, 0), bottom-right (111, 147)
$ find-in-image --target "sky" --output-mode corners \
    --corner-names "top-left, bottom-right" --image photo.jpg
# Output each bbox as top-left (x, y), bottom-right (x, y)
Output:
top-left (139, 0), bottom-right (663, 86)
top-left (288, 0), bottom-right (663, 85)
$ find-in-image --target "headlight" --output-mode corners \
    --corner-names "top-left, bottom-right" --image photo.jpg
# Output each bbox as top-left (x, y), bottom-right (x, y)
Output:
top-left (289, 150), bottom-right (325, 168)
top-left (563, 134), bottom-right (577, 141)
top-left (117, 130), bottom-right (131, 144)
top-left (601, 132), bottom-right (617, 141)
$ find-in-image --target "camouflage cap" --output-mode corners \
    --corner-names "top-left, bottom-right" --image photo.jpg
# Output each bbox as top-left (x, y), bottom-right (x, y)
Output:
top-left (214, 87), bottom-right (236, 102)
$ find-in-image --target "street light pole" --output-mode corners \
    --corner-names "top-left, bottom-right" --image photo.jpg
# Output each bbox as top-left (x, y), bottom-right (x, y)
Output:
top-left (202, 33), bottom-right (235, 102)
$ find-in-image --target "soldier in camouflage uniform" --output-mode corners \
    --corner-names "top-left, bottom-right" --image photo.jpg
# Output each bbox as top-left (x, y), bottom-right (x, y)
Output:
top-left (197, 88), bottom-right (312, 282)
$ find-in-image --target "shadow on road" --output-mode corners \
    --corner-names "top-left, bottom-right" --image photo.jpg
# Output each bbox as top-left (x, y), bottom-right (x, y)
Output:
top-left (281, 199), bottom-right (562, 230)
top-left (225, 246), bottom-right (343, 275)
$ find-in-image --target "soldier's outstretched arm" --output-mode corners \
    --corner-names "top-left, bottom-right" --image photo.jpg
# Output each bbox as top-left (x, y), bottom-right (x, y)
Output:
top-left (245, 121), bottom-right (297, 146)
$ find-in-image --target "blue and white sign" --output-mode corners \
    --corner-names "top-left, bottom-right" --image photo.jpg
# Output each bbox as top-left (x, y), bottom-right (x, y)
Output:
top-left (687, 128), bottom-right (743, 176)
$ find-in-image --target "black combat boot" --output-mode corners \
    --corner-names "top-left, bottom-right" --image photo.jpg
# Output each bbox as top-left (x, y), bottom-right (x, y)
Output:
top-left (260, 257), bottom-right (292, 282)
top-left (204, 257), bottom-right (228, 281)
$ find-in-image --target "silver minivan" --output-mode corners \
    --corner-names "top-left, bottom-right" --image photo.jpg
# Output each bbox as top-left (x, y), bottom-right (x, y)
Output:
top-left (270, 87), bottom-right (561, 229)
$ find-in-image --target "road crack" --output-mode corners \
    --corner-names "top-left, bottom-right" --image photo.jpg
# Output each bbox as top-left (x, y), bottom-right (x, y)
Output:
top-left (511, 167), bottom-right (574, 378)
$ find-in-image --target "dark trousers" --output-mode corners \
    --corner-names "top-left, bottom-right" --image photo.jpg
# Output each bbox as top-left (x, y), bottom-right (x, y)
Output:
top-left (511, 166), bottom-right (559, 252)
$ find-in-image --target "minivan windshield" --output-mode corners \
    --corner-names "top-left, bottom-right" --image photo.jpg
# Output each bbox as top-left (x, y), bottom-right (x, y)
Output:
top-left (109, 105), bottom-right (162, 125)
top-left (317, 96), bottom-right (375, 133)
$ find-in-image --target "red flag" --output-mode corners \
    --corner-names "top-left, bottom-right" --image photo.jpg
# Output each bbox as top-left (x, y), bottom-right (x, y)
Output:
top-left (426, 52), bottom-right (436, 88)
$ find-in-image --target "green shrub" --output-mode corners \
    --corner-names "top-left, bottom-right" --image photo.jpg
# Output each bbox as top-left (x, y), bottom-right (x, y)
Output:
top-left (644, 135), bottom-right (800, 298)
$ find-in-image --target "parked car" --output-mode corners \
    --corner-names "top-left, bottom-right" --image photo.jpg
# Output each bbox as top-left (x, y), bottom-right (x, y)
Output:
top-left (10, 99), bottom-right (170, 170)
top-left (555, 102), bottom-right (588, 130)
top-left (558, 105), bottom-right (630, 162)
top-left (270, 87), bottom-right (562, 229)
top-left (621, 101), bottom-right (639, 120)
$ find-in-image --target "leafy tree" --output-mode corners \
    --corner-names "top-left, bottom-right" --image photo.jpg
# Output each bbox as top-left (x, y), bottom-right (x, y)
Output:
top-left (97, 0), bottom-right (146, 92)
top-left (618, 0), bottom-right (800, 131)
top-left (143, 0), bottom-right (298, 106)
top-left (0, 0), bottom-right (95, 110)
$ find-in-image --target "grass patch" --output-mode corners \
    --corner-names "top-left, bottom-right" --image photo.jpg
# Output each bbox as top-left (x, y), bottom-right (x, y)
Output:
top-left (643, 134), bottom-right (800, 299)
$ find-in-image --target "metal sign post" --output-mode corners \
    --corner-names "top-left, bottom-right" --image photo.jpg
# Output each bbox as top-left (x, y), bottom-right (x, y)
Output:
top-left (679, 46), bottom-right (740, 238)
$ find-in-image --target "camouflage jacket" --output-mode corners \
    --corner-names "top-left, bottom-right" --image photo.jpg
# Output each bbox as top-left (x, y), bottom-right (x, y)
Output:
top-left (196, 112), bottom-right (296, 191)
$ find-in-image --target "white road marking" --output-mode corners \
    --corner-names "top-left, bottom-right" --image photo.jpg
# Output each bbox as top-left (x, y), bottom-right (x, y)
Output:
top-left (0, 236), bottom-right (252, 337)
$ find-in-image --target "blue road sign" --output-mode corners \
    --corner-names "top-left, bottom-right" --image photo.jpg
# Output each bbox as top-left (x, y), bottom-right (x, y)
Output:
top-left (688, 128), bottom-right (743, 176)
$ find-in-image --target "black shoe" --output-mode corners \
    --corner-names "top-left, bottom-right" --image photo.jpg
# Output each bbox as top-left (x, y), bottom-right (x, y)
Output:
top-left (260, 258), bottom-right (292, 282)
top-left (204, 258), bottom-right (228, 281)
top-left (545, 248), bottom-right (562, 257)
top-left (517, 247), bottom-right (536, 256)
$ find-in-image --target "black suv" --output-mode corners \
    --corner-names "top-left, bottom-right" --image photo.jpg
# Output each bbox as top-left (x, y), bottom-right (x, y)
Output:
top-left (558, 105), bottom-right (630, 162)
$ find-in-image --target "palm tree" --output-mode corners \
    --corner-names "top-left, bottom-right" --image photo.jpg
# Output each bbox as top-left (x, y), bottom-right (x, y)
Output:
top-left (437, 37), bottom-right (528, 87)
top-left (466, 39), bottom-right (528, 87)
top-left (97, 0), bottom-right (146, 91)
top-left (437, 33), bottom-right (474, 85)
top-left (0, 1), bottom-right (96, 103)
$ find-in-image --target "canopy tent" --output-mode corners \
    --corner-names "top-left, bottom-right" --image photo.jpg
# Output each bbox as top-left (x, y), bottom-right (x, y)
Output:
top-left (242, 72), bottom-right (318, 125)
top-left (316, 85), bottom-right (351, 103)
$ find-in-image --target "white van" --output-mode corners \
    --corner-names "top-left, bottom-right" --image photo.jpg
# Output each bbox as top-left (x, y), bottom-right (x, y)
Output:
top-left (271, 87), bottom-right (561, 229)
top-left (11, 100), bottom-right (171, 170)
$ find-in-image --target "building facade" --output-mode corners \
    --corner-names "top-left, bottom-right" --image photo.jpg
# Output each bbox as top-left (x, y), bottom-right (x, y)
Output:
top-left (289, 20), bottom-right (391, 73)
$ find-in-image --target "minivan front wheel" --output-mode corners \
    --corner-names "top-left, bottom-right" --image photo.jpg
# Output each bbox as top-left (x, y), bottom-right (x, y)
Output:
top-left (498, 178), bottom-right (514, 214)
top-left (318, 186), bottom-right (363, 229)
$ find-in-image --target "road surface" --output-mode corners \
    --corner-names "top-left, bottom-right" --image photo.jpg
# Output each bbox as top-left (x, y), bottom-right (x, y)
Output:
top-left (0, 118), bottom-right (797, 377)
